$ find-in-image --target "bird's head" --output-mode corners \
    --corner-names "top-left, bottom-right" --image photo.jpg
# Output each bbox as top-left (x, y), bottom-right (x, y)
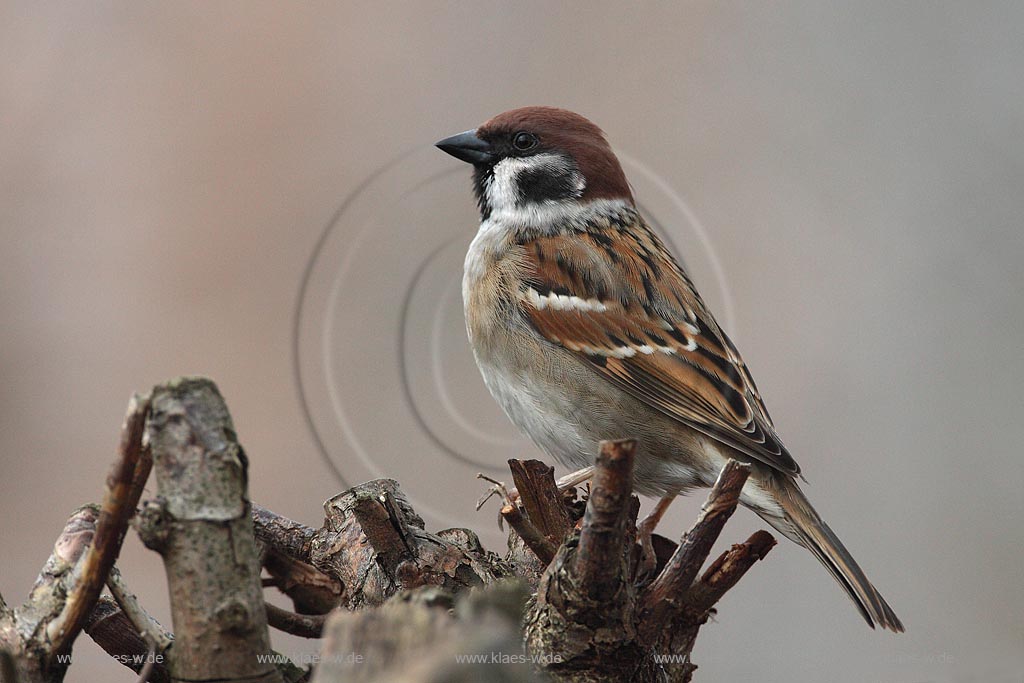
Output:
top-left (436, 106), bottom-right (633, 221)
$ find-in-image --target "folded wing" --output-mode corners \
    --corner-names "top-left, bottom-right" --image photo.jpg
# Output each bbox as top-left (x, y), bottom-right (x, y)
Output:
top-left (516, 220), bottom-right (800, 477)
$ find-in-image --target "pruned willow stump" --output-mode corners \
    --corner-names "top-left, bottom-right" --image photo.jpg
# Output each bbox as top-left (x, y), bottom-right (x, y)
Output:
top-left (0, 377), bottom-right (774, 683)
top-left (501, 442), bottom-right (777, 683)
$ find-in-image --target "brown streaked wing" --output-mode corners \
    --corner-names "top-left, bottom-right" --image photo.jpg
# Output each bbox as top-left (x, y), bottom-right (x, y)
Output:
top-left (518, 227), bottom-right (800, 477)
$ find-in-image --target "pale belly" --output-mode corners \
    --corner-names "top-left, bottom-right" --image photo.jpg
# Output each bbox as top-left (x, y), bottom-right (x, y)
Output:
top-left (471, 337), bottom-right (720, 498)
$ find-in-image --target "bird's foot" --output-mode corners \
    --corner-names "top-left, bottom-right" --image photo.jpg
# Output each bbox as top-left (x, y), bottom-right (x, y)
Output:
top-left (636, 493), bottom-right (677, 583)
top-left (475, 474), bottom-right (518, 530)
top-left (476, 465), bottom-right (596, 531)
top-left (475, 474), bottom-right (518, 511)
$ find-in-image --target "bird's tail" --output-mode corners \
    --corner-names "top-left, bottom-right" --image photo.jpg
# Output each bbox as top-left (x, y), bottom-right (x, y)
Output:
top-left (758, 477), bottom-right (904, 632)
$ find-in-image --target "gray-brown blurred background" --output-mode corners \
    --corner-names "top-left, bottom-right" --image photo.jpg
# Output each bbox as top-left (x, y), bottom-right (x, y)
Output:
top-left (2, 2), bottom-right (1022, 681)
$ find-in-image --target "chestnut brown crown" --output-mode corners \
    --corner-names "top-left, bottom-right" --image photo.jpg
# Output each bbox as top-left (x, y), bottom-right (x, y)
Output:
top-left (438, 106), bottom-right (634, 205)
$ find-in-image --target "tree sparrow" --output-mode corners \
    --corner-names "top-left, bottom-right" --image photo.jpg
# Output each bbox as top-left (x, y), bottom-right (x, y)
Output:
top-left (436, 106), bottom-right (903, 631)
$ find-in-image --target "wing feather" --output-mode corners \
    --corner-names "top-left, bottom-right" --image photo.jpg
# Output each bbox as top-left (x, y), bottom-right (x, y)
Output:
top-left (517, 218), bottom-right (800, 476)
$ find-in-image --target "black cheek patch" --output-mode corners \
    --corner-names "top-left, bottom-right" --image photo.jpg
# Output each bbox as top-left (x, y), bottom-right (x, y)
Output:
top-left (516, 166), bottom-right (580, 204)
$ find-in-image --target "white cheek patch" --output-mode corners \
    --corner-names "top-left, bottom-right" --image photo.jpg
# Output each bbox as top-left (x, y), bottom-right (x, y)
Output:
top-left (486, 153), bottom-right (585, 212)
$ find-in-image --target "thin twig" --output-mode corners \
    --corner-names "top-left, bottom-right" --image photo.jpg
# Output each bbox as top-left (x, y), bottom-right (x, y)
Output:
top-left (48, 393), bottom-right (151, 654)
top-left (475, 473), bottom-right (513, 511)
top-left (251, 503), bottom-right (318, 564)
top-left (264, 603), bottom-right (326, 639)
top-left (500, 504), bottom-right (556, 564)
top-left (134, 636), bottom-right (157, 683)
top-left (641, 460), bottom-right (750, 615)
top-left (684, 530), bottom-right (777, 613)
top-left (126, 441), bottom-right (154, 517)
top-left (84, 596), bottom-right (171, 683)
top-left (107, 566), bottom-right (173, 653)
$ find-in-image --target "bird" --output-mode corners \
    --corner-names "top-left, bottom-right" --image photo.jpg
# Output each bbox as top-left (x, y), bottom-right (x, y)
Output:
top-left (435, 106), bottom-right (903, 632)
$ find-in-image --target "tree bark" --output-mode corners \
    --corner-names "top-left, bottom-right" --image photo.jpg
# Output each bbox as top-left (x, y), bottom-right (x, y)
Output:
top-left (522, 444), bottom-right (776, 682)
top-left (252, 481), bottom-right (511, 611)
top-left (2, 376), bottom-right (776, 683)
top-left (313, 582), bottom-right (534, 683)
top-left (0, 394), bottom-right (150, 683)
top-left (139, 377), bottom-right (281, 683)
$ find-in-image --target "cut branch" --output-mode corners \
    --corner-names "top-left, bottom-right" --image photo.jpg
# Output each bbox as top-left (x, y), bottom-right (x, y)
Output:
top-left (498, 458), bottom-right (583, 584)
top-left (260, 548), bottom-right (342, 616)
top-left (573, 439), bottom-right (637, 597)
top-left (684, 529), bottom-right (777, 614)
top-left (2, 375), bottom-right (775, 683)
top-left (254, 480), bottom-right (510, 611)
top-left (508, 459), bottom-right (574, 543)
top-left (252, 504), bottom-right (318, 564)
top-left (141, 377), bottom-right (282, 683)
top-left (264, 603), bottom-right (326, 639)
top-left (500, 503), bottom-right (556, 565)
top-left (638, 460), bottom-right (751, 632)
top-left (518, 445), bottom-right (775, 683)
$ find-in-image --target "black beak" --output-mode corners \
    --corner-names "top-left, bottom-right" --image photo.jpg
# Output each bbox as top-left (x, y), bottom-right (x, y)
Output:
top-left (435, 130), bottom-right (496, 165)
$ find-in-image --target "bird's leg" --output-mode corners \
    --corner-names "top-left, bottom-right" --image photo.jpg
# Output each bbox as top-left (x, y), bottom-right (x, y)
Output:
top-left (637, 493), bottom-right (678, 581)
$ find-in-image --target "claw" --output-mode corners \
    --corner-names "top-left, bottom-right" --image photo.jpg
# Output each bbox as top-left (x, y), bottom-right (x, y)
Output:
top-left (475, 473), bottom-right (518, 510)
top-left (475, 485), bottom-right (499, 511)
top-left (475, 474), bottom-right (522, 530)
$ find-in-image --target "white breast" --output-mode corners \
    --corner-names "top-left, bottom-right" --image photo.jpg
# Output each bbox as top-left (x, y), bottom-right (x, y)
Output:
top-left (462, 217), bottom-right (506, 294)
top-left (461, 215), bottom-right (592, 469)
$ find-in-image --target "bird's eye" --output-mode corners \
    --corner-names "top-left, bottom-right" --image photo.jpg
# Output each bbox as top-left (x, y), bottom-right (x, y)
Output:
top-left (512, 131), bottom-right (538, 151)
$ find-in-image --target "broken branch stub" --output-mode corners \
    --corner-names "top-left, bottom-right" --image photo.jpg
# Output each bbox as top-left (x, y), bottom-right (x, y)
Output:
top-left (251, 480), bottom-right (512, 612)
top-left (142, 377), bottom-right (281, 683)
top-left (515, 442), bottom-right (776, 683)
